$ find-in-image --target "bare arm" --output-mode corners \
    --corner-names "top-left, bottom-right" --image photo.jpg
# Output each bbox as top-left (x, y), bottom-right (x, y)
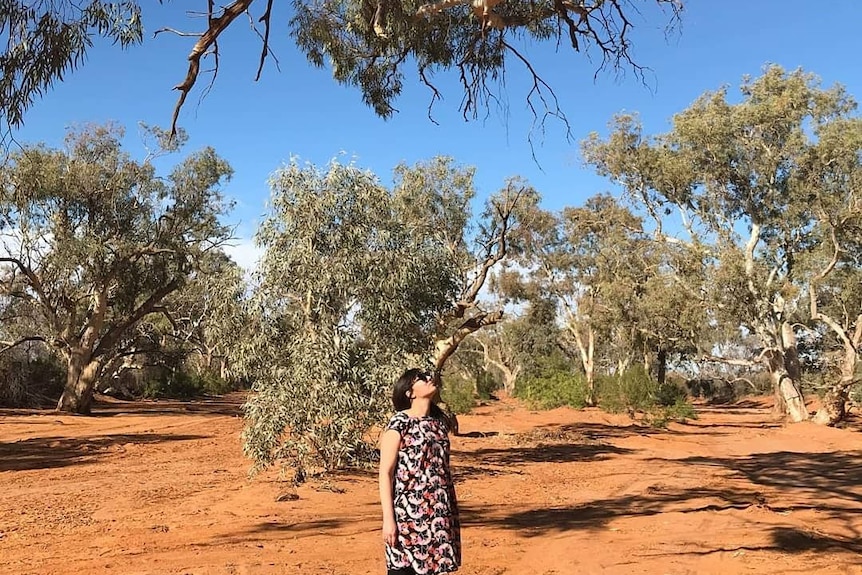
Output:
top-left (379, 428), bottom-right (401, 547)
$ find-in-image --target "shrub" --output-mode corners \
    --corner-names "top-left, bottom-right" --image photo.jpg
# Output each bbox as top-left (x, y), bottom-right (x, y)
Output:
top-left (515, 370), bottom-right (588, 409)
top-left (142, 370), bottom-right (234, 399)
top-left (0, 350), bottom-right (65, 407)
top-left (849, 382), bottom-right (861, 410)
top-left (597, 364), bottom-right (655, 412)
top-left (645, 397), bottom-right (698, 428)
top-left (598, 365), bottom-right (697, 425)
top-left (474, 370), bottom-right (499, 400)
top-left (655, 380), bottom-right (689, 407)
top-left (441, 376), bottom-right (476, 415)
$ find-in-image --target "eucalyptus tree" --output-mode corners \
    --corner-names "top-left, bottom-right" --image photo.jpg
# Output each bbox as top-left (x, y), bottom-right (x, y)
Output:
top-left (468, 320), bottom-right (524, 395)
top-left (636, 240), bottom-right (709, 384)
top-left (392, 159), bottom-right (540, 374)
top-left (240, 158), bottom-right (452, 476)
top-left (801, 115), bottom-right (862, 424)
top-left (584, 66), bottom-right (860, 423)
top-left (0, 124), bottom-right (234, 413)
top-left (240, 156), bottom-right (532, 475)
top-left (481, 294), bottom-right (566, 393)
top-left (513, 194), bottom-right (655, 404)
top-left (95, 249), bottom-right (248, 392)
top-left (158, 250), bottom-right (249, 381)
top-left (2, 1), bottom-right (683, 137)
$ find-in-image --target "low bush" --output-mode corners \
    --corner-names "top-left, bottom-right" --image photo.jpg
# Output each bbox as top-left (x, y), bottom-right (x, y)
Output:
top-left (474, 370), bottom-right (499, 400)
top-left (597, 365), bottom-right (697, 426)
top-left (515, 370), bottom-right (589, 410)
top-left (142, 370), bottom-right (235, 399)
top-left (0, 351), bottom-right (65, 407)
top-left (440, 376), bottom-right (476, 415)
top-left (597, 364), bottom-right (655, 412)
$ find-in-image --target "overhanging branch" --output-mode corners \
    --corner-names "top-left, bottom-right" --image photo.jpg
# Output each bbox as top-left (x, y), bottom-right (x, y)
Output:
top-left (170, 0), bottom-right (254, 138)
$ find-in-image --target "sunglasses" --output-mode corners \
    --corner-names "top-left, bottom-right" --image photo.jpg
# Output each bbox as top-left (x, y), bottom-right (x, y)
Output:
top-left (416, 372), bottom-right (435, 383)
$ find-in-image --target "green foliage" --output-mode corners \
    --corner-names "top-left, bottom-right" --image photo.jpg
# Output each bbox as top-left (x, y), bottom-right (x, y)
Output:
top-left (288, 0), bottom-right (681, 125)
top-left (597, 366), bottom-right (697, 425)
top-left (440, 376), bottom-right (476, 415)
top-left (644, 397), bottom-right (698, 428)
top-left (514, 354), bottom-right (587, 409)
top-left (850, 383), bottom-right (862, 409)
top-left (240, 157), bottom-right (464, 476)
top-left (474, 370), bottom-right (498, 400)
top-left (654, 379), bottom-right (689, 407)
top-left (1, 2), bottom-right (143, 129)
top-left (517, 370), bottom-right (589, 410)
top-left (141, 370), bottom-right (234, 400)
top-left (1, 1), bottom-right (682, 137)
top-left (597, 365), bottom-right (656, 412)
top-left (0, 347), bottom-right (65, 407)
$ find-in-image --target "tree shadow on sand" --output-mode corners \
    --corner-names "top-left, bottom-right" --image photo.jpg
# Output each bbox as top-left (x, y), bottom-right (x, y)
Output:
top-left (0, 433), bottom-right (207, 472)
top-left (465, 441), bottom-right (633, 466)
top-left (464, 449), bottom-right (862, 543)
top-left (668, 450), bottom-right (862, 508)
top-left (199, 516), bottom-right (378, 547)
top-left (462, 485), bottom-right (774, 536)
top-left (90, 394), bottom-right (244, 417)
top-left (658, 526), bottom-right (862, 561)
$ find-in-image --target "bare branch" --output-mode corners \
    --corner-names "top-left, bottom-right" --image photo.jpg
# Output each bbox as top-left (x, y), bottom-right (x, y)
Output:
top-left (0, 256), bottom-right (60, 330)
top-left (1, 336), bottom-right (48, 355)
top-left (198, 0), bottom-right (221, 104)
top-left (170, 0), bottom-right (254, 138)
top-left (253, 0), bottom-right (277, 81)
top-left (457, 184), bottom-right (525, 314)
top-left (699, 354), bottom-right (761, 368)
top-left (434, 309), bottom-right (504, 370)
top-left (153, 28), bottom-right (202, 38)
top-left (502, 39), bottom-right (572, 162)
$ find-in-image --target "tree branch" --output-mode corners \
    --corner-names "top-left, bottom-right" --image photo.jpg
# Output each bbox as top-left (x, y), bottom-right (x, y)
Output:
top-left (93, 277), bottom-right (184, 358)
top-left (0, 336), bottom-right (48, 355)
top-left (170, 0), bottom-right (254, 138)
top-left (253, 0), bottom-right (278, 81)
top-left (0, 256), bottom-right (60, 330)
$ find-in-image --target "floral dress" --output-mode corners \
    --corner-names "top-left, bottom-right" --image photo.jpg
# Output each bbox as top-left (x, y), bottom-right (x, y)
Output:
top-left (385, 411), bottom-right (461, 574)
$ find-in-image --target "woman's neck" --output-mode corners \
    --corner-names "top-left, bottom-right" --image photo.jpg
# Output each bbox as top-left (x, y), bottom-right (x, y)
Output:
top-left (407, 398), bottom-right (432, 418)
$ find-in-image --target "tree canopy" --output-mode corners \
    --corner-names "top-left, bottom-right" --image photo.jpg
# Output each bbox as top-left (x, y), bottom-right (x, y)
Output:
top-left (583, 65), bottom-right (861, 422)
top-left (1, 1), bottom-right (684, 137)
top-left (0, 123), bottom-right (234, 413)
top-left (238, 156), bottom-right (538, 475)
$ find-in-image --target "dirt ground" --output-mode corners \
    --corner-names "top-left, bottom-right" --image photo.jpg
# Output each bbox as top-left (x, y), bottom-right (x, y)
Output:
top-left (1, 393), bottom-right (861, 575)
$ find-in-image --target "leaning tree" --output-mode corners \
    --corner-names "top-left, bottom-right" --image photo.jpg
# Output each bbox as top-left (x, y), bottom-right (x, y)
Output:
top-left (0, 124), bottom-right (234, 413)
top-left (1, 1), bottom-right (683, 137)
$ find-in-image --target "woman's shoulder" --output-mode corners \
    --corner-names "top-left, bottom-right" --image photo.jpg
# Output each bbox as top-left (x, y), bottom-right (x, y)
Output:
top-left (388, 411), bottom-right (411, 423)
top-left (386, 410), bottom-right (412, 432)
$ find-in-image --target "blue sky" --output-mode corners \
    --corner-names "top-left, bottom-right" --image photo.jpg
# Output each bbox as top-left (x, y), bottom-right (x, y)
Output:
top-left (12, 0), bottom-right (862, 268)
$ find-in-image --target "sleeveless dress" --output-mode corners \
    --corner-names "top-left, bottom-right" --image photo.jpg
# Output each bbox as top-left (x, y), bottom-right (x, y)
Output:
top-left (385, 411), bottom-right (461, 574)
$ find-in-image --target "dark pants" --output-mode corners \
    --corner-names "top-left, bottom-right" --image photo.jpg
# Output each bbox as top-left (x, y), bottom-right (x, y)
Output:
top-left (387, 568), bottom-right (416, 575)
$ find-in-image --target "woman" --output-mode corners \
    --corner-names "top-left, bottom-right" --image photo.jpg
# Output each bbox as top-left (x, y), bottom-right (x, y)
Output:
top-left (379, 368), bottom-right (461, 575)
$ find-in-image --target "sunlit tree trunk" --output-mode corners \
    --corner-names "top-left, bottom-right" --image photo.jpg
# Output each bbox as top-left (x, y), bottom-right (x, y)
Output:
top-left (766, 322), bottom-right (808, 422)
top-left (57, 348), bottom-right (103, 414)
top-left (57, 291), bottom-right (108, 414)
top-left (570, 324), bottom-right (596, 406)
top-left (813, 349), bottom-right (856, 425)
top-left (656, 349), bottom-right (667, 386)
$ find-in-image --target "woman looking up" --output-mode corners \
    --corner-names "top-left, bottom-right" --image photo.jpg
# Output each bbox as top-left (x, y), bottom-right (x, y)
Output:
top-left (378, 368), bottom-right (461, 575)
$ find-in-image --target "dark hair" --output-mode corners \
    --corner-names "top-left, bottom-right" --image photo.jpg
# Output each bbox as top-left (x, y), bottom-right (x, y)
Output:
top-left (392, 368), bottom-right (448, 429)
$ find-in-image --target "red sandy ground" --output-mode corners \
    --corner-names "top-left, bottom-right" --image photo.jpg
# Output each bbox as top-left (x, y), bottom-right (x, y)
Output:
top-left (1, 393), bottom-right (861, 575)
